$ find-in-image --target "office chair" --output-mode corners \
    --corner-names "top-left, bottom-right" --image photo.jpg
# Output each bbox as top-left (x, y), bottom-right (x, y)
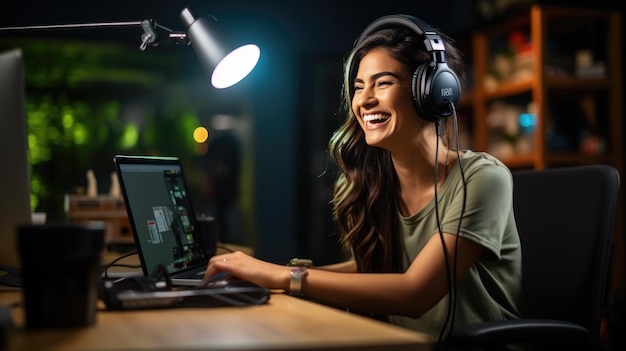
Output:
top-left (448, 164), bottom-right (620, 351)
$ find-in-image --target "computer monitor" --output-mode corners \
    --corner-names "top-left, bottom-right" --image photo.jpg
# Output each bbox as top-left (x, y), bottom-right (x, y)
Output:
top-left (0, 48), bottom-right (32, 268)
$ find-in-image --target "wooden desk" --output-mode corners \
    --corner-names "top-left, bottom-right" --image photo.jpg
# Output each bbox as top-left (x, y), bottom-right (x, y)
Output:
top-left (1, 290), bottom-right (431, 351)
top-left (1, 250), bottom-right (432, 351)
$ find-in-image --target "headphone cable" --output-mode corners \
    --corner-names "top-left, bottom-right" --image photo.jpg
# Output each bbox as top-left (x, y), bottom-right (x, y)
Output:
top-left (433, 119), bottom-right (454, 350)
top-left (434, 103), bottom-right (467, 350)
top-left (446, 103), bottom-right (467, 344)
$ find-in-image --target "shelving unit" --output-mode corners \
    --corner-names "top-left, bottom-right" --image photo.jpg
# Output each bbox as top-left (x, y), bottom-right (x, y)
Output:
top-left (464, 5), bottom-right (624, 294)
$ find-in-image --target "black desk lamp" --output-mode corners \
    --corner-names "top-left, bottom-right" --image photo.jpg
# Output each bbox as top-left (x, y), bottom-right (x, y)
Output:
top-left (0, 7), bottom-right (260, 89)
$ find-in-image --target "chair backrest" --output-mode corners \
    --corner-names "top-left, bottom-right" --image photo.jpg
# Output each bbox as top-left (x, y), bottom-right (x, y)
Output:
top-left (512, 164), bottom-right (620, 342)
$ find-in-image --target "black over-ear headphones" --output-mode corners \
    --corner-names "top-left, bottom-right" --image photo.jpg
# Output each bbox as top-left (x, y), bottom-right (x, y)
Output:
top-left (354, 14), bottom-right (461, 122)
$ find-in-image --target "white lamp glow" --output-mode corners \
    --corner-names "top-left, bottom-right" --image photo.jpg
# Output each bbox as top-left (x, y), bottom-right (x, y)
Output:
top-left (211, 44), bottom-right (260, 89)
top-left (180, 8), bottom-right (260, 89)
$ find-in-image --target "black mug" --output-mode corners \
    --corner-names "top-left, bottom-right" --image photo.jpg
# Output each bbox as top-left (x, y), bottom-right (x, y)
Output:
top-left (18, 221), bottom-right (105, 329)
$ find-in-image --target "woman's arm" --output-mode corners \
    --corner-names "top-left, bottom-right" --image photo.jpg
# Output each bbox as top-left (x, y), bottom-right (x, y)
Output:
top-left (303, 233), bottom-right (483, 317)
top-left (202, 232), bottom-right (483, 318)
top-left (314, 259), bottom-right (357, 273)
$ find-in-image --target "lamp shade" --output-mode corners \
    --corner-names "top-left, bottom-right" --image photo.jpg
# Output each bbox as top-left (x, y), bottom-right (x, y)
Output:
top-left (180, 8), bottom-right (260, 89)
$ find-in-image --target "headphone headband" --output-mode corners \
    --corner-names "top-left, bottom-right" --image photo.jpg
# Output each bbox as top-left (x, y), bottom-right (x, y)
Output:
top-left (356, 14), bottom-right (433, 45)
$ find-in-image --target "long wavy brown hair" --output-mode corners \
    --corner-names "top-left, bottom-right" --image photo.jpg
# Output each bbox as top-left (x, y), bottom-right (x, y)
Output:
top-left (328, 25), bottom-right (466, 273)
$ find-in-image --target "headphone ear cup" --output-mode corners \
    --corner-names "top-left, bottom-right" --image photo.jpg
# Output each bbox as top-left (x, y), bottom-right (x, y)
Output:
top-left (411, 62), bottom-right (440, 123)
top-left (412, 62), bottom-right (461, 123)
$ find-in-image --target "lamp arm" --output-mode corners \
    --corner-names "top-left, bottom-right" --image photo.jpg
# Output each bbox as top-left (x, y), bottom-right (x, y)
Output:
top-left (0, 8), bottom-right (258, 88)
top-left (0, 20), bottom-right (189, 51)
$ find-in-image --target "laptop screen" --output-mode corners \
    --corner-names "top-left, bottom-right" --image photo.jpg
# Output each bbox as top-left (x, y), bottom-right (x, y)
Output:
top-left (114, 156), bottom-right (209, 277)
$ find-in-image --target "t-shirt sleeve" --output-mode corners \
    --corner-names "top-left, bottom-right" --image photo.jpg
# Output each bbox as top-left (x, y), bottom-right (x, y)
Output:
top-left (440, 162), bottom-right (514, 260)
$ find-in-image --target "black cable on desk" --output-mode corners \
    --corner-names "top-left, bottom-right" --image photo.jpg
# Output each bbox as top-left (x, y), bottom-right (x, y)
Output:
top-left (100, 251), bottom-right (139, 279)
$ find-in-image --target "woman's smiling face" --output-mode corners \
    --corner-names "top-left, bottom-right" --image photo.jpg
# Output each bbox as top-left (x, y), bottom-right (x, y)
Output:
top-left (352, 47), bottom-right (421, 150)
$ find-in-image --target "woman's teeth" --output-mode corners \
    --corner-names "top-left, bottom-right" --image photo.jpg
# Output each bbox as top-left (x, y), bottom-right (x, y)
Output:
top-left (363, 114), bottom-right (390, 123)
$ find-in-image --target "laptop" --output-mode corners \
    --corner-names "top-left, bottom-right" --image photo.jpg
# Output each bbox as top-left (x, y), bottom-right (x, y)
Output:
top-left (113, 155), bottom-right (215, 286)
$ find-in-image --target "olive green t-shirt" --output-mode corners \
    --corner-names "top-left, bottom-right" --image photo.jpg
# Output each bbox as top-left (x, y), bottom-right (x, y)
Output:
top-left (388, 150), bottom-right (522, 340)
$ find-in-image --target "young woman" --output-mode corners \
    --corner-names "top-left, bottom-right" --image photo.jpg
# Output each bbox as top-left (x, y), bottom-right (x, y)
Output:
top-left (201, 15), bottom-right (522, 343)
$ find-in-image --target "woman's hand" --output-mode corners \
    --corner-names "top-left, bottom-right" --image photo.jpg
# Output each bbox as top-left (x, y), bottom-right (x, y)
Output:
top-left (200, 251), bottom-right (291, 290)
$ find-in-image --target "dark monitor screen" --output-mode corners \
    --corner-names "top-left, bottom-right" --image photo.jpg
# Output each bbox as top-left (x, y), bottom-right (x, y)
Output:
top-left (0, 48), bottom-right (32, 268)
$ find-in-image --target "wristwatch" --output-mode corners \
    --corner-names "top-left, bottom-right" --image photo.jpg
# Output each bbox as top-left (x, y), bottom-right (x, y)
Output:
top-left (287, 258), bottom-right (312, 296)
top-left (289, 266), bottom-right (308, 296)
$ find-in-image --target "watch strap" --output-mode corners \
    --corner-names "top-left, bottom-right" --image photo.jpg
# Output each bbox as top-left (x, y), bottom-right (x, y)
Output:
top-left (289, 266), bottom-right (308, 296)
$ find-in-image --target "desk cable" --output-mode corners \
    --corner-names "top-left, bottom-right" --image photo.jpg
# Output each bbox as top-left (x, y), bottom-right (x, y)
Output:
top-left (99, 250), bottom-right (140, 279)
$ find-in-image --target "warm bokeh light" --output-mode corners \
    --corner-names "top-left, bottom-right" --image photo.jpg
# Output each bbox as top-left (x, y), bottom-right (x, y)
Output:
top-left (193, 126), bottom-right (209, 143)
